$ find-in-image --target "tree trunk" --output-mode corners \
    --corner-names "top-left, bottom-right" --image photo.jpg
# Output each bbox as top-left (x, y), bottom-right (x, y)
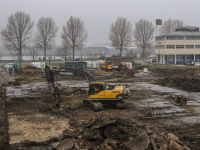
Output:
top-left (120, 48), bottom-right (122, 64)
top-left (73, 47), bottom-right (75, 59)
top-left (143, 48), bottom-right (145, 59)
top-left (44, 49), bottom-right (46, 60)
top-left (19, 43), bottom-right (22, 68)
top-left (65, 50), bottom-right (66, 63)
top-left (142, 47), bottom-right (145, 62)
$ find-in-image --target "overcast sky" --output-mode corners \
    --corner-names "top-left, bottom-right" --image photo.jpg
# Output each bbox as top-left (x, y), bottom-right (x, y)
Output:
top-left (0, 0), bottom-right (199, 46)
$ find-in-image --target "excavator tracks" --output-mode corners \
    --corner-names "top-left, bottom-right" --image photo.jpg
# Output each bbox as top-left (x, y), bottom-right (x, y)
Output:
top-left (83, 100), bottom-right (103, 112)
top-left (83, 99), bottom-right (125, 112)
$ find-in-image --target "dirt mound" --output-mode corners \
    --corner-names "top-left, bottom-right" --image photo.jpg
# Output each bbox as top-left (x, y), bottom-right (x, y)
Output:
top-left (152, 68), bottom-right (200, 78)
top-left (158, 77), bottom-right (200, 92)
top-left (20, 66), bottom-right (44, 74)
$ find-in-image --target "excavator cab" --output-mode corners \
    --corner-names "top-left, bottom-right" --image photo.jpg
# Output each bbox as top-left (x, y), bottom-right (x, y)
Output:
top-left (88, 82), bottom-right (104, 95)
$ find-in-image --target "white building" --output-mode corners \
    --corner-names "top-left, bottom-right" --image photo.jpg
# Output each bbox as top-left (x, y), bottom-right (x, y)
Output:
top-left (155, 26), bottom-right (200, 64)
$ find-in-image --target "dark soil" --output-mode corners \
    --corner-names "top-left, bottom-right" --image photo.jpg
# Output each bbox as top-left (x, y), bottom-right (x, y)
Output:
top-left (0, 85), bottom-right (8, 149)
top-left (153, 68), bottom-right (200, 92)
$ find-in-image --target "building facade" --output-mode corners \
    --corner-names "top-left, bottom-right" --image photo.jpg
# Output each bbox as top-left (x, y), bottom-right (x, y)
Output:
top-left (155, 26), bottom-right (200, 64)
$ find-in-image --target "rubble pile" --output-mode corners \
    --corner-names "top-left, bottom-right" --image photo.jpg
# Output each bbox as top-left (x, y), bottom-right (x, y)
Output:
top-left (8, 115), bottom-right (191, 149)
top-left (169, 93), bottom-right (187, 106)
top-left (158, 77), bottom-right (200, 92)
top-left (20, 66), bottom-right (44, 75)
top-left (0, 84), bottom-right (8, 148)
top-left (152, 68), bottom-right (200, 78)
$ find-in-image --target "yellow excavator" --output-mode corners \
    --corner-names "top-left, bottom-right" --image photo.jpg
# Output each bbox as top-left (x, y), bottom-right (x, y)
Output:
top-left (102, 61), bottom-right (113, 71)
top-left (45, 65), bottom-right (130, 111)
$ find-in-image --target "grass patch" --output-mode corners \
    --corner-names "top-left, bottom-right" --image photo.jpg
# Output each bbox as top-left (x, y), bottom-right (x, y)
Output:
top-left (149, 65), bottom-right (196, 70)
top-left (20, 62), bottom-right (62, 68)
top-left (133, 64), bottom-right (197, 70)
top-left (182, 106), bottom-right (192, 112)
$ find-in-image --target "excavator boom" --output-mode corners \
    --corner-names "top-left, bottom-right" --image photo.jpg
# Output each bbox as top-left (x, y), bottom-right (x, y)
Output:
top-left (45, 65), bottom-right (96, 108)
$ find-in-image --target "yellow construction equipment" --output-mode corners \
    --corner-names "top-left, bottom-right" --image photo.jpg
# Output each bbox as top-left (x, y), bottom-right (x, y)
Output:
top-left (45, 65), bottom-right (130, 111)
top-left (102, 61), bottom-right (113, 71)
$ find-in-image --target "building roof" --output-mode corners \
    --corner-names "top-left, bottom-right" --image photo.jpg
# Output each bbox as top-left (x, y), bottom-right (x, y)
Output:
top-left (176, 25), bottom-right (199, 30)
top-left (156, 25), bottom-right (200, 38)
top-left (165, 31), bottom-right (200, 36)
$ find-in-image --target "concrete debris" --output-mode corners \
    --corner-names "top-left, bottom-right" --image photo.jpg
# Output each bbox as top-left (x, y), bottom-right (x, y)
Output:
top-left (125, 132), bottom-right (150, 150)
top-left (168, 133), bottom-right (180, 143)
top-left (57, 138), bottom-right (74, 150)
top-left (169, 93), bottom-right (187, 106)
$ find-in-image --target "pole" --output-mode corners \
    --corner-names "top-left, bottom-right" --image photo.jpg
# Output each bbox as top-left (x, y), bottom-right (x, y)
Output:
top-left (81, 46), bottom-right (82, 62)
top-left (54, 39), bottom-right (55, 60)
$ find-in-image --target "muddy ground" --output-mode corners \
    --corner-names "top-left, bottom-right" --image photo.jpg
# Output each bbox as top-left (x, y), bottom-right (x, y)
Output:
top-left (1, 66), bottom-right (200, 149)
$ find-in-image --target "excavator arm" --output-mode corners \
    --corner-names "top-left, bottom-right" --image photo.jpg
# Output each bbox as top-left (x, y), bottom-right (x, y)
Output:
top-left (45, 65), bottom-right (96, 108)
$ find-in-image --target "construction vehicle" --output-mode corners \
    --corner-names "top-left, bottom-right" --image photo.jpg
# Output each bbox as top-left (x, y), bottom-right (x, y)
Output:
top-left (3, 60), bottom-right (21, 75)
top-left (102, 61), bottom-right (113, 71)
top-left (113, 63), bottom-right (135, 78)
top-left (100, 62), bottom-right (106, 69)
top-left (14, 60), bottom-right (21, 70)
top-left (45, 65), bottom-right (130, 111)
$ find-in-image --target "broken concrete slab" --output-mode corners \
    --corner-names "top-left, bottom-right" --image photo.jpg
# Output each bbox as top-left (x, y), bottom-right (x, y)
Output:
top-left (125, 132), bottom-right (150, 150)
top-left (170, 93), bottom-right (187, 106)
top-left (57, 138), bottom-right (74, 150)
top-left (168, 133), bottom-right (180, 143)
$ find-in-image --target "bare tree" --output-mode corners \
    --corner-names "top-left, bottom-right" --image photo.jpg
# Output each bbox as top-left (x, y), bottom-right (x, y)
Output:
top-left (159, 19), bottom-right (184, 35)
top-left (134, 19), bottom-right (155, 59)
top-left (46, 50), bottom-right (53, 64)
top-left (109, 17), bottom-right (133, 57)
top-left (28, 43), bottom-right (40, 62)
top-left (1, 11), bottom-right (34, 62)
top-left (125, 49), bottom-right (137, 58)
top-left (10, 51), bottom-right (20, 60)
top-left (141, 50), bottom-right (151, 58)
top-left (56, 43), bottom-right (71, 63)
top-left (61, 16), bottom-right (87, 59)
top-left (36, 17), bottom-right (58, 60)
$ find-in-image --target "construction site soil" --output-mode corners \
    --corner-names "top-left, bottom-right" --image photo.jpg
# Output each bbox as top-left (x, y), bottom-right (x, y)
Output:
top-left (0, 66), bottom-right (200, 149)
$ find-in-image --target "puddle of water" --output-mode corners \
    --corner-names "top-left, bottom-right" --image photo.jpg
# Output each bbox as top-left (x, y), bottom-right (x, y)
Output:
top-left (164, 116), bottom-right (200, 127)
top-left (6, 80), bottom-right (89, 97)
top-left (134, 98), bottom-right (186, 115)
top-left (135, 82), bottom-right (200, 107)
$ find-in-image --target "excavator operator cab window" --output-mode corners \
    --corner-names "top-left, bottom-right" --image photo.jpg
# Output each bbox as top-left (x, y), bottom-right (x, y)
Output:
top-left (89, 84), bottom-right (103, 95)
top-left (108, 84), bottom-right (115, 90)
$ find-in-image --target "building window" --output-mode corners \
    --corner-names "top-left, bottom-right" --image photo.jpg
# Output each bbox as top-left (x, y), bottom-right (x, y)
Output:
top-left (166, 36), bottom-right (184, 40)
top-left (166, 45), bottom-right (175, 49)
top-left (155, 45), bottom-right (165, 49)
top-left (176, 55), bottom-right (184, 64)
top-left (195, 45), bottom-right (200, 48)
top-left (176, 36), bottom-right (184, 40)
top-left (186, 36), bottom-right (200, 40)
top-left (165, 55), bottom-right (175, 64)
top-left (186, 45), bottom-right (194, 49)
top-left (176, 45), bottom-right (184, 49)
top-left (155, 37), bottom-right (165, 41)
